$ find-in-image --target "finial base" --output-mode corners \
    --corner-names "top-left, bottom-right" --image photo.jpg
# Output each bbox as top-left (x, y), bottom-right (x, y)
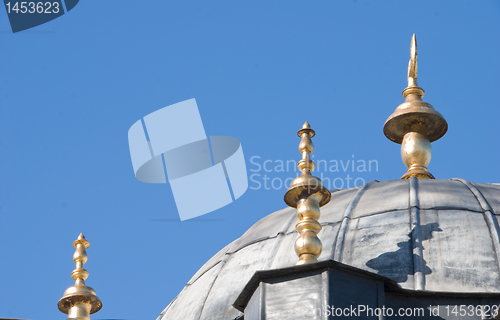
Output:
top-left (400, 128), bottom-right (434, 180)
top-left (401, 168), bottom-right (435, 180)
top-left (295, 254), bottom-right (319, 265)
top-left (67, 303), bottom-right (92, 320)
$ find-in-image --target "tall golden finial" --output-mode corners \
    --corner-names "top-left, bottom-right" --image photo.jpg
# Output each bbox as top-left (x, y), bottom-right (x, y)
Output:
top-left (284, 121), bottom-right (331, 265)
top-left (58, 234), bottom-right (102, 320)
top-left (384, 34), bottom-right (448, 179)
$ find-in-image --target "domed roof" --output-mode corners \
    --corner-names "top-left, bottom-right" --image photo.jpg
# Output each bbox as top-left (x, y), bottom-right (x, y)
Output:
top-left (157, 178), bottom-right (500, 320)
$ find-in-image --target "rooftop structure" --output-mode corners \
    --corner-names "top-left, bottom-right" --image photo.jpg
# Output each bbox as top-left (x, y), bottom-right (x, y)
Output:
top-left (155, 35), bottom-right (500, 320)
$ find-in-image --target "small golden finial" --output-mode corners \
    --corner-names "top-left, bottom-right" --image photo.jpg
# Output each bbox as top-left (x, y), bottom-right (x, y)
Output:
top-left (58, 234), bottom-right (102, 320)
top-left (384, 34), bottom-right (448, 179)
top-left (284, 121), bottom-right (331, 265)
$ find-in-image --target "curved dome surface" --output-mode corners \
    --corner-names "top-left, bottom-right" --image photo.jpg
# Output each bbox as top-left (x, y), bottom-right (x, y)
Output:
top-left (157, 178), bottom-right (500, 320)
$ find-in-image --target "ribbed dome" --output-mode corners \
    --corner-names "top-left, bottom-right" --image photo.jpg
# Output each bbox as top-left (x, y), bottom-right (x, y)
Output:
top-left (157, 178), bottom-right (500, 320)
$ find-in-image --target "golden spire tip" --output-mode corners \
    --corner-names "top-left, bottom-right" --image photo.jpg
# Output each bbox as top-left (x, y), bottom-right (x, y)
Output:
top-left (303, 121), bottom-right (310, 129)
top-left (408, 33), bottom-right (418, 81)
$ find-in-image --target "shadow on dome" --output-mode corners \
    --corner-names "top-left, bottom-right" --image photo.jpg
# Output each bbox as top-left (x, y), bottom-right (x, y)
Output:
top-left (366, 222), bottom-right (442, 284)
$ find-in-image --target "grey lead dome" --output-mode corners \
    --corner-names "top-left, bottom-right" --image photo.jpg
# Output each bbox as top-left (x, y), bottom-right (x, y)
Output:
top-left (157, 178), bottom-right (500, 320)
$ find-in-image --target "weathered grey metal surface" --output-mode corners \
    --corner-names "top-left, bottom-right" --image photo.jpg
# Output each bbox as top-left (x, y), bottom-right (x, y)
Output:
top-left (235, 260), bottom-right (500, 320)
top-left (157, 178), bottom-right (500, 320)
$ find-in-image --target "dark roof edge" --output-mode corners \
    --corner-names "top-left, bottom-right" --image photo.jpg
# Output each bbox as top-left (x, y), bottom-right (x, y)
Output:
top-left (232, 259), bottom-right (500, 312)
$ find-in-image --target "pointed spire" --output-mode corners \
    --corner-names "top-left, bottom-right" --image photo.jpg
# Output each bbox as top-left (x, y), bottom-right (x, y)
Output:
top-left (296, 121), bottom-right (316, 174)
top-left (402, 34), bottom-right (425, 99)
top-left (383, 34), bottom-right (448, 179)
top-left (58, 234), bottom-right (102, 320)
top-left (71, 233), bottom-right (90, 283)
top-left (284, 122), bottom-right (330, 265)
top-left (408, 34), bottom-right (418, 85)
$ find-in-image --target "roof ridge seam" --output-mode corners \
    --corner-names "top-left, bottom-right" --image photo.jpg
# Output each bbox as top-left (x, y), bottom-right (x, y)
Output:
top-left (332, 181), bottom-right (372, 262)
top-left (197, 248), bottom-right (234, 320)
top-left (261, 201), bottom-right (302, 269)
top-left (158, 296), bottom-right (178, 320)
top-left (409, 176), bottom-right (425, 291)
top-left (187, 260), bottom-right (222, 285)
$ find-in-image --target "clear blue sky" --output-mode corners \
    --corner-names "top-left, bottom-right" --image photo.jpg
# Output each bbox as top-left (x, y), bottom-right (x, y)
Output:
top-left (0, 1), bottom-right (499, 320)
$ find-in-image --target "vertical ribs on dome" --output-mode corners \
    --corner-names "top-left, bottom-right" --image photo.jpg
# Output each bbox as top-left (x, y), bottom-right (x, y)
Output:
top-left (409, 177), bottom-right (425, 290)
top-left (284, 121), bottom-right (331, 265)
top-left (58, 234), bottom-right (102, 320)
top-left (383, 34), bottom-right (448, 180)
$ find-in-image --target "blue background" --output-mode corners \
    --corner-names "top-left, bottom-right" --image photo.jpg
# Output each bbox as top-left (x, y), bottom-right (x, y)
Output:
top-left (0, 1), bottom-right (499, 320)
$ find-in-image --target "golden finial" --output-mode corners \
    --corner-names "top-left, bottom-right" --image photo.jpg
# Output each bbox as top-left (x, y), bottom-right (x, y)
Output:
top-left (284, 121), bottom-right (331, 265)
top-left (58, 234), bottom-right (102, 320)
top-left (383, 34), bottom-right (448, 179)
